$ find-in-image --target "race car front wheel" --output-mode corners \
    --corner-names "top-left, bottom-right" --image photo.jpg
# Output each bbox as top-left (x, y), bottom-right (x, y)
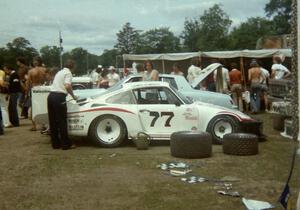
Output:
top-left (206, 115), bottom-right (240, 144)
top-left (89, 115), bottom-right (127, 147)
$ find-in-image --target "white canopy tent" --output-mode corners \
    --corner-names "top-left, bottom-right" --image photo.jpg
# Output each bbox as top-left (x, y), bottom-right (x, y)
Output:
top-left (123, 49), bottom-right (291, 74)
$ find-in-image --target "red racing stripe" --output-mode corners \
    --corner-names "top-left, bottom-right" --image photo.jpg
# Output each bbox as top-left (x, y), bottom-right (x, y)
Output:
top-left (217, 111), bottom-right (255, 122)
top-left (68, 107), bottom-right (135, 115)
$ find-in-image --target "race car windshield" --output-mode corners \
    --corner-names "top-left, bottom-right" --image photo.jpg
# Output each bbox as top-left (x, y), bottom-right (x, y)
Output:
top-left (91, 78), bottom-right (125, 99)
top-left (170, 85), bottom-right (192, 104)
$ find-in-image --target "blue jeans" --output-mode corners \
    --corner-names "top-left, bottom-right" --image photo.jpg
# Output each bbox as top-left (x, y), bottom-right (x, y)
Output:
top-left (250, 87), bottom-right (261, 112)
top-left (8, 93), bottom-right (19, 126)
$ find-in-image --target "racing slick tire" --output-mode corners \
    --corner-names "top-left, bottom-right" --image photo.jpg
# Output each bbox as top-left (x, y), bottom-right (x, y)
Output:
top-left (89, 115), bottom-right (127, 148)
top-left (223, 133), bottom-right (258, 156)
top-left (206, 115), bottom-right (240, 145)
top-left (272, 114), bottom-right (285, 131)
top-left (170, 131), bottom-right (212, 159)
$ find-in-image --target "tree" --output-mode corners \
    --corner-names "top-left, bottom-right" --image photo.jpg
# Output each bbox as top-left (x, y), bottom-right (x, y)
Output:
top-left (138, 27), bottom-right (181, 54)
top-left (181, 18), bottom-right (201, 51)
top-left (5, 37), bottom-right (38, 67)
top-left (197, 4), bottom-right (232, 51)
top-left (99, 49), bottom-right (118, 67)
top-left (228, 17), bottom-right (276, 50)
top-left (114, 22), bottom-right (140, 54)
top-left (265, 0), bottom-right (292, 34)
top-left (69, 47), bottom-right (89, 75)
top-left (40, 45), bottom-right (61, 67)
top-left (181, 4), bottom-right (232, 51)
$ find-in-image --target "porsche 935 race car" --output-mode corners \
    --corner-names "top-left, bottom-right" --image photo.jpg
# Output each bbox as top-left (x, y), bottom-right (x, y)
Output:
top-left (32, 82), bottom-right (263, 147)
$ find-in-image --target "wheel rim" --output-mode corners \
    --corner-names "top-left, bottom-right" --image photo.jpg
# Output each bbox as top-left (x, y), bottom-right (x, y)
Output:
top-left (213, 119), bottom-right (233, 139)
top-left (96, 118), bottom-right (121, 144)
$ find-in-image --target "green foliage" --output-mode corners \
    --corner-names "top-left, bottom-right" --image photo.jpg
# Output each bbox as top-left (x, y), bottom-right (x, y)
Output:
top-left (228, 17), bottom-right (276, 50)
top-left (99, 49), bottom-right (119, 67)
top-left (181, 18), bottom-right (201, 52)
top-left (115, 22), bottom-right (140, 54)
top-left (265, 0), bottom-right (292, 34)
top-left (138, 27), bottom-right (181, 54)
top-left (1, 37), bottom-right (38, 68)
top-left (40, 45), bottom-right (61, 67)
top-left (181, 4), bottom-right (232, 51)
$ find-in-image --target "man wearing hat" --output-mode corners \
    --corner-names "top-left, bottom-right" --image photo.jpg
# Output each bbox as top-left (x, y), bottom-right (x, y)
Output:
top-left (107, 66), bottom-right (120, 87)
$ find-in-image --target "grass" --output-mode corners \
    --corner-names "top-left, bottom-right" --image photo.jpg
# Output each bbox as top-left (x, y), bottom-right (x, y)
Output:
top-left (0, 113), bottom-right (299, 210)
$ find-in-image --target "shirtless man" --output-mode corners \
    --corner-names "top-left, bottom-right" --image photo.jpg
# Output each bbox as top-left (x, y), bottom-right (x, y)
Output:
top-left (248, 60), bottom-right (265, 114)
top-left (26, 56), bottom-right (46, 131)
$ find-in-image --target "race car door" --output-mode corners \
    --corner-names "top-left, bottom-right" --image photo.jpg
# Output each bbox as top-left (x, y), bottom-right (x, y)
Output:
top-left (132, 86), bottom-right (199, 138)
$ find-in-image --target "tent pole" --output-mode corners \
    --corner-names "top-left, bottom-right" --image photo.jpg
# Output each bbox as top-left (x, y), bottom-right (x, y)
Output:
top-left (162, 60), bottom-right (165, 74)
top-left (240, 57), bottom-right (246, 88)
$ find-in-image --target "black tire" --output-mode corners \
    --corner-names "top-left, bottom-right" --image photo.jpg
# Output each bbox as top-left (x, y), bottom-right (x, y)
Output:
top-left (206, 115), bottom-right (240, 145)
top-left (223, 133), bottom-right (258, 156)
top-left (272, 114), bottom-right (285, 131)
top-left (170, 131), bottom-right (212, 159)
top-left (88, 115), bottom-right (127, 147)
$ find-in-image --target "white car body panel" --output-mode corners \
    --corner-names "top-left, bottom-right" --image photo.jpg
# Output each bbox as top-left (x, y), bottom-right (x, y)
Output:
top-left (32, 82), bottom-right (253, 141)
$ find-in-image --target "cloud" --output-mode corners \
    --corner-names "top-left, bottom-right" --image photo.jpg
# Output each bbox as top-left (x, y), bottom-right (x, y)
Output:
top-left (0, 0), bottom-right (270, 54)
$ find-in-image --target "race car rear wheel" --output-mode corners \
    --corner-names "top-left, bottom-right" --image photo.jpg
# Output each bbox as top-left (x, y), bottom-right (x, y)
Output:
top-left (89, 115), bottom-right (126, 147)
top-left (206, 115), bottom-right (240, 144)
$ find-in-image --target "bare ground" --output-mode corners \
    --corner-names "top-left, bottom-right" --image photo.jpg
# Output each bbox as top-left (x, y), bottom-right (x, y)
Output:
top-left (0, 113), bottom-right (299, 210)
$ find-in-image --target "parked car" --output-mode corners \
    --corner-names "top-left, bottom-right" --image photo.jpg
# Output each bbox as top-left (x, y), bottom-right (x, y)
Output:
top-left (56, 82), bottom-right (262, 147)
top-left (72, 76), bottom-right (93, 90)
top-left (75, 74), bottom-right (236, 109)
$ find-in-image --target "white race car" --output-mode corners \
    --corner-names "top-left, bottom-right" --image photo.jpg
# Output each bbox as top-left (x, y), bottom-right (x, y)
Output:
top-left (57, 81), bottom-right (263, 147)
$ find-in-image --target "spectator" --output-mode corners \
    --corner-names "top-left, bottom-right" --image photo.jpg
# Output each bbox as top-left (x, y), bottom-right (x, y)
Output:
top-left (135, 63), bottom-right (145, 79)
top-left (47, 59), bottom-right (77, 150)
top-left (248, 60), bottom-right (265, 114)
top-left (0, 67), bottom-right (9, 127)
top-left (213, 65), bottom-right (230, 94)
top-left (45, 67), bottom-right (59, 85)
top-left (4, 64), bottom-right (21, 127)
top-left (143, 60), bottom-right (159, 81)
top-left (98, 68), bottom-right (109, 88)
top-left (260, 63), bottom-right (270, 111)
top-left (187, 57), bottom-right (201, 84)
top-left (107, 66), bottom-right (120, 87)
top-left (16, 57), bottom-right (29, 119)
top-left (271, 56), bottom-right (291, 79)
top-left (26, 56), bottom-right (46, 131)
top-left (171, 63), bottom-right (184, 76)
top-left (229, 63), bottom-right (243, 112)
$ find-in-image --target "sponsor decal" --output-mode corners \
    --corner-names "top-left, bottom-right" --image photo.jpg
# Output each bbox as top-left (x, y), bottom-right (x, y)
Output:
top-left (68, 124), bottom-right (84, 130)
top-left (183, 112), bottom-right (198, 120)
top-left (32, 90), bottom-right (51, 93)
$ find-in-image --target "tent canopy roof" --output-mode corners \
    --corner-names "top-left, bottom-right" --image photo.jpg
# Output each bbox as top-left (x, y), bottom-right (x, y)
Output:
top-left (123, 49), bottom-right (291, 61)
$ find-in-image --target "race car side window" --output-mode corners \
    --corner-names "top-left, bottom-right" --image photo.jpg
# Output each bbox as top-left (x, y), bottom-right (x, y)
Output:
top-left (133, 87), bottom-right (182, 105)
top-left (106, 91), bottom-right (136, 104)
top-left (160, 77), bottom-right (178, 90)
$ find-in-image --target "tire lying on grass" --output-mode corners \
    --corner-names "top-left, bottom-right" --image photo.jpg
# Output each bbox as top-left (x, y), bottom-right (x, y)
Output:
top-left (222, 133), bottom-right (258, 156)
top-left (170, 131), bottom-right (212, 159)
top-left (89, 114), bottom-right (127, 148)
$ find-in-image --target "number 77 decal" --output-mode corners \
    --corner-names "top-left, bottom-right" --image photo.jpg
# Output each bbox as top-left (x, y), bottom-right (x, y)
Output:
top-left (149, 111), bottom-right (174, 127)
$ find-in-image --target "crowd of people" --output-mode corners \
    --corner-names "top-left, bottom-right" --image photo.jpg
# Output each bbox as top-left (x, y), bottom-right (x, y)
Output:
top-left (186, 56), bottom-right (290, 113)
top-left (0, 56), bottom-right (56, 135)
top-left (0, 56), bottom-right (290, 150)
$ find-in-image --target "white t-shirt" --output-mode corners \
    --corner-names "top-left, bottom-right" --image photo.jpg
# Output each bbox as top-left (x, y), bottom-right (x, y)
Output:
top-left (107, 72), bottom-right (120, 87)
top-left (187, 65), bottom-right (201, 84)
top-left (51, 68), bottom-right (72, 94)
top-left (213, 67), bottom-right (230, 90)
top-left (260, 68), bottom-right (270, 84)
top-left (171, 71), bottom-right (184, 76)
top-left (271, 64), bottom-right (290, 79)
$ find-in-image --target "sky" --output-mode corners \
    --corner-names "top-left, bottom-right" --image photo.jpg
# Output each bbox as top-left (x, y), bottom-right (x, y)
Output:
top-left (0, 0), bottom-right (269, 55)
